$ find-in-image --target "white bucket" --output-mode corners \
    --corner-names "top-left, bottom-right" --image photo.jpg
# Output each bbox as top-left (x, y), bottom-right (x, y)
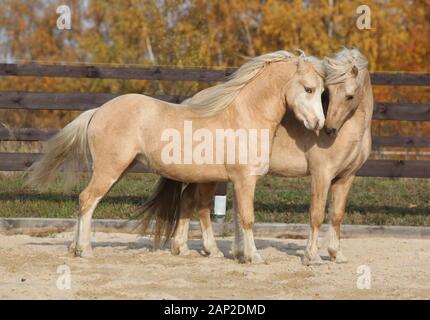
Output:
top-left (213, 195), bottom-right (227, 217)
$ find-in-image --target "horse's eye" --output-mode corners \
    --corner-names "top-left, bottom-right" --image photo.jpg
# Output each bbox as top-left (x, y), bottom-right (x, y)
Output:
top-left (304, 87), bottom-right (313, 94)
top-left (346, 95), bottom-right (354, 101)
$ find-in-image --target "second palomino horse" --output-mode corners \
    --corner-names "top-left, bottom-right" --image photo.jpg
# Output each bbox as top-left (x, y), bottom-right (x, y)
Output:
top-left (152, 48), bottom-right (373, 264)
top-left (27, 50), bottom-right (325, 263)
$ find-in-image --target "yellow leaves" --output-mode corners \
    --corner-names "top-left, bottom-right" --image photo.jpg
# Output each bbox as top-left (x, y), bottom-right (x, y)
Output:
top-left (0, 0), bottom-right (428, 84)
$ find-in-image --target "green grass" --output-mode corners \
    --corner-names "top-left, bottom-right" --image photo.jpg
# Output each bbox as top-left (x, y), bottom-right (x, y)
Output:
top-left (250, 175), bottom-right (430, 226)
top-left (0, 173), bottom-right (429, 226)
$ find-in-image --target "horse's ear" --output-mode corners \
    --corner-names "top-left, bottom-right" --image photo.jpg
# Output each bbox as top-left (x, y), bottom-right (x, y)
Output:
top-left (351, 65), bottom-right (359, 77)
top-left (323, 56), bottom-right (333, 65)
top-left (296, 58), bottom-right (306, 74)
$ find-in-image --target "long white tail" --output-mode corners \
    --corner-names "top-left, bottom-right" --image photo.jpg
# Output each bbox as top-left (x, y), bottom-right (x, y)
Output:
top-left (26, 108), bottom-right (98, 191)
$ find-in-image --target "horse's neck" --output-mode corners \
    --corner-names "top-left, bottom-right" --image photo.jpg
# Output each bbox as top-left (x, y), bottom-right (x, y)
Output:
top-left (346, 72), bottom-right (373, 137)
top-left (231, 66), bottom-right (287, 128)
top-left (358, 72), bottom-right (374, 132)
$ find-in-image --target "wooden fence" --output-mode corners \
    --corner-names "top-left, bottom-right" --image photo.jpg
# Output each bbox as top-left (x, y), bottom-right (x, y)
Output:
top-left (0, 63), bottom-right (429, 181)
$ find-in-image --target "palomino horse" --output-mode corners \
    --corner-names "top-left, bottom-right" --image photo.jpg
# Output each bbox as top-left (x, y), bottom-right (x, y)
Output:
top-left (27, 50), bottom-right (325, 262)
top-left (161, 48), bottom-right (372, 264)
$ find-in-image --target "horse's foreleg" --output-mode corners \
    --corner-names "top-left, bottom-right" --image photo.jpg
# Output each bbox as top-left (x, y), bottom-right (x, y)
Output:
top-left (232, 177), bottom-right (262, 264)
top-left (327, 175), bottom-right (355, 263)
top-left (197, 183), bottom-right (223, 257)
top-left (171, 184), bottom-right (197, 256)
top-left (302, 173), bottom-right (331, 266)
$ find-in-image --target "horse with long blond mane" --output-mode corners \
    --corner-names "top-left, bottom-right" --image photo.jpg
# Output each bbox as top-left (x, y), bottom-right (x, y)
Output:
top-left (158, 48), bottom-right (373, 264)
top-left (27, 50), bottom-right (325, 263)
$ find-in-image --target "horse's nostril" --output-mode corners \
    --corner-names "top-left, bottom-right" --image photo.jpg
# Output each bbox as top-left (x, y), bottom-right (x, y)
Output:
top-left (324, 127), bottom-right (337, 136)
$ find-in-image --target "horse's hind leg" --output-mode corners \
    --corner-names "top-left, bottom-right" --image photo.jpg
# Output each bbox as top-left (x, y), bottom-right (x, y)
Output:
top-left (70, 161), bottom-right (132, 257)
top-left (327, 175), bottom-right (355, 263)
top-left (69, 170), bottom-right (119, 257)
top-left (172, 182), bottom-right (222, 257)
top-left (197, 183), bottom-right (223, 257)
top-left (171, 183), bottom-right (197, 256)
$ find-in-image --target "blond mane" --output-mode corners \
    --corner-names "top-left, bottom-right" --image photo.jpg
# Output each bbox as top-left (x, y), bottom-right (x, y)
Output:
top-left (186, 50), bottom-right (324, 116)
top-left (323, 47), bottom-right (368, 85)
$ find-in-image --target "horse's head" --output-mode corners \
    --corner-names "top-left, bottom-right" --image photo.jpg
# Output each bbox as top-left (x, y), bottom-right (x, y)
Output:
top-left (323, 48), bottom-right (369, 136)
top-left (283, 57), bottom-right (325, 131)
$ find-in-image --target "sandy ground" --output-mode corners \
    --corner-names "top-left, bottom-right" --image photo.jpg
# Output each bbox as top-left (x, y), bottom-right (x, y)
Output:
top-left (0, 232), bottom-right (429, 300)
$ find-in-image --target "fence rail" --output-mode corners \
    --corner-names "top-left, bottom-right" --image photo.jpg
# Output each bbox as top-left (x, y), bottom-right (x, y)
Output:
top-left (1, 128), bottom-right (429, 149)
top-left (0, 63), bottom-right (236, 82)
top-left (0, 63), bottom-right (429, 179)
top-left (2, 63), bottom-right (430, 85)
top-left (0, 152), bottom-right (428, 178)
top-left (0, 91), bottom-right (429, 121)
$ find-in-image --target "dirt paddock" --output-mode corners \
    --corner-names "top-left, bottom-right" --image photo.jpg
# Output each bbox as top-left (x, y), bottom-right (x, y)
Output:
top-left (0, 232), bottom-right (429, 299)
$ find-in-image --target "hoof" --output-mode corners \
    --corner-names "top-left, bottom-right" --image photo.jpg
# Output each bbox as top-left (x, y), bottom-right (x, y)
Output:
top-left (244, 252), bottom-right (264, 264)
top-left (69, 239), bottom-right (93, 257)
top-left (205, 247), bottom-right (224, 258)
top-left (68, 242), bottom-right (76, 253)
top-left (302, 252), bottom-right (323, 266)
top-left (73, 246), bottom-right (93, 258)
top-left (232, 243), bottom-right (244, 260)
top-left (330, 251), bottom-right (348, 264)
top-left (171, 244), bottom-right (190, 256)
top-left (232, 249), bottom-right (244, 261)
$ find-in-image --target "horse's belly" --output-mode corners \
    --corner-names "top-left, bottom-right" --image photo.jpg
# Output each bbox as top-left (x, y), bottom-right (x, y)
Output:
top-left (165, 165), bottom-right (229, 183)
top-left (269, 153), bottom-right (308, 177)
top-left (136, 155), bottom-right (228, 182)
top-left (269, 166), bottom-right (308, 177)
